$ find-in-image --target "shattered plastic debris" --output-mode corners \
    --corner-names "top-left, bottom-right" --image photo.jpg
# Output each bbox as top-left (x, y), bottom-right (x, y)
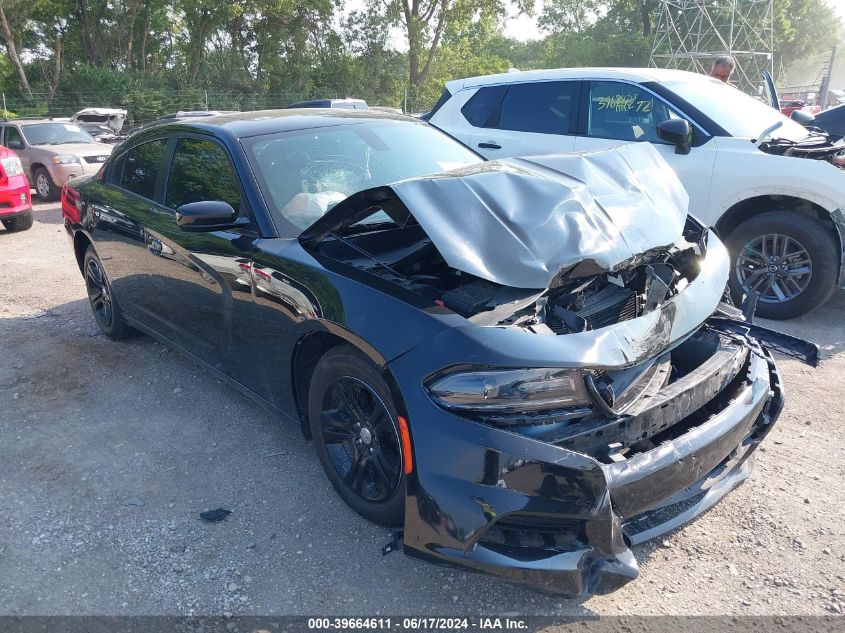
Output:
top-left (200, 508), bottom-right (232, 523)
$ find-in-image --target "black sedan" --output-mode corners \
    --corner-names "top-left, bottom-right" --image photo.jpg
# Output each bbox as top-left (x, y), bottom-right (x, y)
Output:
top-left (61, 110), bottom-right (813, 596)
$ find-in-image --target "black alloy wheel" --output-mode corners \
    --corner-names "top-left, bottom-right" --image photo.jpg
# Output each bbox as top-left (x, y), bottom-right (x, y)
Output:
top-left (83, 247), bottom-right (132, 340)
top-left (727, 211), bottom-right (838, 320)
top-left (308, 346), bottom-right (405, 526)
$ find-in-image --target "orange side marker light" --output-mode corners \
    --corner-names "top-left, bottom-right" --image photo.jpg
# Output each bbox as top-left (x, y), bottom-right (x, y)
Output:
top-left (398, 416), bottom-right (413, 475)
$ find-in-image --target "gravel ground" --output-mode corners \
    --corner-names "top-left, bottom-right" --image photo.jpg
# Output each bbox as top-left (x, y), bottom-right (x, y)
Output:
top-left (1, 201), bottom-right (844, 617)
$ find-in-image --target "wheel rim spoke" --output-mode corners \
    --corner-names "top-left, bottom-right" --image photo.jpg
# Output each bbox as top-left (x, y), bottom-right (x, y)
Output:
top-left (334, 379), bottom-right (367, 422)
top-left (344, 454), bottom-right (367, 493)
top-left (320, 409), bottom-right (354, 444)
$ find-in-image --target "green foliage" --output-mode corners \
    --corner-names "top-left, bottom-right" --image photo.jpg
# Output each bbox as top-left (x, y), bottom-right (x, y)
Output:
top-left (0, 0), bottom-right (839, 121)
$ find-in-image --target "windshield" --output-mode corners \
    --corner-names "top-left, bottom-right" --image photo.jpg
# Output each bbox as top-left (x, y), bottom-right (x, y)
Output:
top-left (664, 77), bottom-right (812, 142)
top-left (244, 121), bottom-right (482, 233)
top-left (21, 122), bottom-right (96, 146)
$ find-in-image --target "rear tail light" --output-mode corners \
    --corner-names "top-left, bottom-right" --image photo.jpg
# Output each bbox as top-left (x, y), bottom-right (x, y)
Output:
top-left (61, 186), bottom-right (82, 224)
top-left (0, 156), bottom-right (24, 177)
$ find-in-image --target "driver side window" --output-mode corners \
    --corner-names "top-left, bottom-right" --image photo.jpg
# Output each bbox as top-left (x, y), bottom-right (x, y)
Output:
top-left (585, 81), bottom-right (682, 143)
top-left (165, 138), bottom-right (243, 214)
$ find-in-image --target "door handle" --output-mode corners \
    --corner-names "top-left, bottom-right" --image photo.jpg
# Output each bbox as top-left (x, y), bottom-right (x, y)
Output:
top-left (147, 236), bottom-right (163, 255)
top-left (478, 142), bottom-right (502, 150)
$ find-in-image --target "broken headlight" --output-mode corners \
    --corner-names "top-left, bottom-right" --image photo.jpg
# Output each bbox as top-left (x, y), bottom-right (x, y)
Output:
top-left (426, 368), bottom-right (591, 414)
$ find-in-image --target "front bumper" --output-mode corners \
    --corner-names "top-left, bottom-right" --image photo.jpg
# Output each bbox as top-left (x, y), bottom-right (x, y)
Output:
top-left (44, 161), bottom-right (102, 187)
top-left (393, 327), bottom-right (783, 597)
top-left (0, 175), bottom-right (32, 218)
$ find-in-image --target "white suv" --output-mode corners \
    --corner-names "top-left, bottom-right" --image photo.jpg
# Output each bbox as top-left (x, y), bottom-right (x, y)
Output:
top-left (427, 68), bottom-right (845, 319)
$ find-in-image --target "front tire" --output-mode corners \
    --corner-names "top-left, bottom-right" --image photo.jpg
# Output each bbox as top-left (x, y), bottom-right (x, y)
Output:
top-left (83, 246), bottom-right (132, 340)
top-left (1, 211), bottom-right (33, 232)
top-left (726, 211), bottom-right (838, 320)
top-left (34, 167), bottom-right (60, 202)
top-left (308, 345), bottom-right (405, 527)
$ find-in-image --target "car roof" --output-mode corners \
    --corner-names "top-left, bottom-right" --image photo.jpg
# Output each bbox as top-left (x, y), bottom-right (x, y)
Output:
top-left (8, 118), bottom-right (75, 126)
top-left (445, 67), bottom-right (714, 93)
top-left (137, 108), bottom-right (421, 139)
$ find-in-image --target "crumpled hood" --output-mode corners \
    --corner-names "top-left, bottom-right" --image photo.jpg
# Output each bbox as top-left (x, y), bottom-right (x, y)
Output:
top-left (386, 142), bottom-right (688, 289)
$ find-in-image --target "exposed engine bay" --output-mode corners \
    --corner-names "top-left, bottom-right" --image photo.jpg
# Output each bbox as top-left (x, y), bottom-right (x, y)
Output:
top-left (312, 212), bottom-right (709, 336)
top-left (759, 132), bottom-right (845, 168)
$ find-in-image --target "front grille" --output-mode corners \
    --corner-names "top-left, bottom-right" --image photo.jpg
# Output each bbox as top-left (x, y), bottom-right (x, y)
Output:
top-left (82, 155), bottom-right (109, 164)
top-left (479, 514), bottom-right (582, 549)
top-left (547, 287), bottom-right (639, 334)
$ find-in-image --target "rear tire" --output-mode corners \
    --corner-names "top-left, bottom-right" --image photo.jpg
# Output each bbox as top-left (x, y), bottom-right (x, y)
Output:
top-left (308, 345), bottom-right (405, 527)
top-left (34, 167), bottom-right (60, 202)
top-left (83, 246), bottom-right (133, 340)
top-left (1, 211), bottom-right (33, 232)
top-left (726, 211), bottom-right (838, 320)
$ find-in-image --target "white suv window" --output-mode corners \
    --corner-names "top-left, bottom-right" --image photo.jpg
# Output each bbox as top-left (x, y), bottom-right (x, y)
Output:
top-left (586, 81), bottom-right (681, 143)
top-left (497, 81), bottom-right (579, 135)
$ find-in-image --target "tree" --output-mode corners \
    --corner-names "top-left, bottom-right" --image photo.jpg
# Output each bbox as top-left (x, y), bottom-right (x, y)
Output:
top-left (0, 0), bottom-right (32, 96)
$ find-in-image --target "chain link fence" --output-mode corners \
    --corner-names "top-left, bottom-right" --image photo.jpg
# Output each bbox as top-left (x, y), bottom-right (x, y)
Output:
top-left (1, 89), bottom-right (316, 130)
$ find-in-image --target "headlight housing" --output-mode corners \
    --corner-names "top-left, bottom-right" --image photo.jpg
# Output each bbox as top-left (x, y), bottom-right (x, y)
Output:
top-left (0, 156), bottom-right (23, 177)
top-left (426, 367), bottom-right (591, 414)
top-left (51, 155), bottom-right (80, 165)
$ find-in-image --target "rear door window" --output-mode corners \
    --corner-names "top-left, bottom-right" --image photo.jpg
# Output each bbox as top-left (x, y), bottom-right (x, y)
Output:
top-left (496, 81), bottom-right (580, 134)
top-left (164, 138), bottom-right (242, 214)
top-left (120, 139), bottom-right (168, 200)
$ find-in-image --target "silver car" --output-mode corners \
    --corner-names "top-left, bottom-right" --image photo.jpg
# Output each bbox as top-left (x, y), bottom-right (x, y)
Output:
top-left (0, 119), bottom-right (113, 201)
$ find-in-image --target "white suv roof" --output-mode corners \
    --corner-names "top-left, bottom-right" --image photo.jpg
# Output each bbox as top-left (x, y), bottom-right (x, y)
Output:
top-left (445, 67), bottom-right (712, 93)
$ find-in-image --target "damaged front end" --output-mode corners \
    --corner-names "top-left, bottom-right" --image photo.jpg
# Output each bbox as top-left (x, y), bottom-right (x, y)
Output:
top-left (300, 143), bottom-right (816, 596)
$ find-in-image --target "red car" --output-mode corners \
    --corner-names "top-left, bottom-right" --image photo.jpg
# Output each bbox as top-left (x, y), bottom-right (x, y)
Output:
top-left (0, 144), bottom-right (32, 232)
top-left (780, 100), bottom-right (822, 118)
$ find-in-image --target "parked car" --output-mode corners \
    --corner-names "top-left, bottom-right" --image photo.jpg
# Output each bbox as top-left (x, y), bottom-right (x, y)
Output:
top-left (0, 119), bottom-right (113, 202)
top-left (71, 107), bottom-right (127, 134)
top-left (0, 144), bottom-right (33, 231)
top-left (811, 103), bottom-right (845, 140)
top-left (285, 98), bottom-right (368, 109)
top-left (427, 68), bottom-right (845, 319)
top-left (72, 107), bottom-right (128, 145)
top-left (779, 100), bottom-right (821, 118)
top-left (76, 122), bottom-right (125, 144)
top-left (61, 109), bottom-right (814, 596)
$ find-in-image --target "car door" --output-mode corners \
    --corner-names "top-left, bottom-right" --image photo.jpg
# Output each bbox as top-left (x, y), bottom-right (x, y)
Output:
top-left (573, 80), bottom-right (717, 220)
top-left (462, 81), bottom-right (581, 159)
top-left (78, 138), bottom-right (170, 332)
top-left (147, 134), bottom-right (257, 379)
top-left (2, 126), bottom-right (30, 175)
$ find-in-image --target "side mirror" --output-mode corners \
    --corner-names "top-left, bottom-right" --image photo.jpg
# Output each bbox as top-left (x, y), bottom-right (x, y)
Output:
top-left (6, 140), bottom-right (24, 150)
top-left (175, 200), bottom-right (238, 232)
top-left (790, 109), bottom-right (816, 127)
top-left (657, 119), bottom-right (692, 155)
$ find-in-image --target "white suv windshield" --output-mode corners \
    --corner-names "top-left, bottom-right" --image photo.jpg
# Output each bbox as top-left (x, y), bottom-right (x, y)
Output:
top-left (664, 78), bottom-right (811, 142)
top-left (21, 122), bottom-right (96, 146)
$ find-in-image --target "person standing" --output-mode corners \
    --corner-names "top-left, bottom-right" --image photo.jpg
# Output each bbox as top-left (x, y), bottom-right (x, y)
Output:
top-left (709, 56), bottom-right (736, 83)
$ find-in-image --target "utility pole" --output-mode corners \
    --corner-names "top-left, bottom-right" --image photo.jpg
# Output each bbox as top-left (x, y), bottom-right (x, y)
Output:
top-left (818, 46), bottom-right (836, 110)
